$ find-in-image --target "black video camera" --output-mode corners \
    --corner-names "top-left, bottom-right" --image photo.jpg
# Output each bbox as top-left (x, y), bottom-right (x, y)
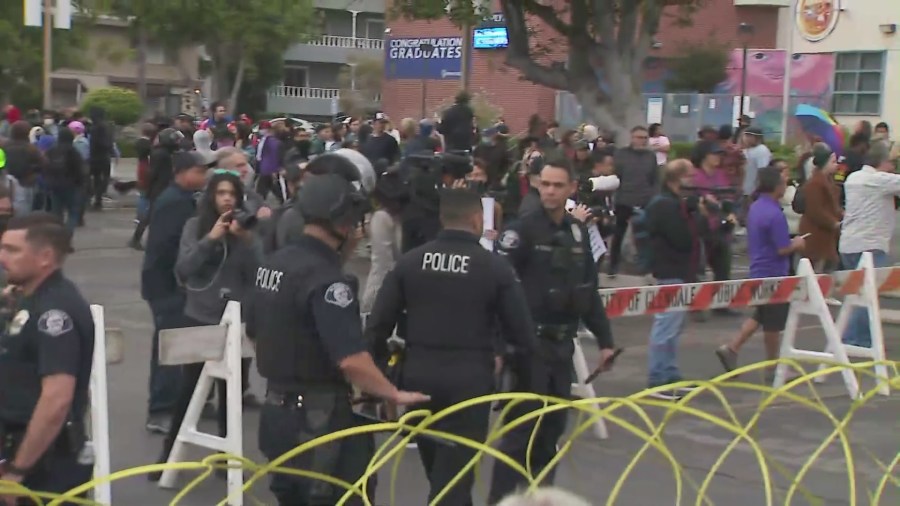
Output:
top-left (231, 199), bottom-right (260, 230)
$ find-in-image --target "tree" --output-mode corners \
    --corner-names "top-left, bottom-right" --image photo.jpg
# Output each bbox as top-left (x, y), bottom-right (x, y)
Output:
top-left (393, 0), bottom-right (705, 139)
top-left (664, 38), bottom-right (729, 93)
top-left (125, 0), bottom-right (319, 112)
top-left (80, 87), bottom-right (143, 125)
top-left (0, 1), bottom-right (87, 108)
top-left (337, 56), bottom-right (384, 119)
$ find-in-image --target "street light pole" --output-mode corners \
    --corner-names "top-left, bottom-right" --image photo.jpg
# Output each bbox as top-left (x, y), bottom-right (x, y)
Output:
top-left (420, 43), bottom-right (435, 119)
top-left (737, 23), bottom-right (755, 125)
top-left (42, 0), bottom-right (53, 111)
top-left (780, 0), bottom-right (797, 145)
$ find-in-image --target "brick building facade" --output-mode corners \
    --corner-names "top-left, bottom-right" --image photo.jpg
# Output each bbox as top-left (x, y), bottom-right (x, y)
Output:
top-left (382, 0), bottom-right (781, 134)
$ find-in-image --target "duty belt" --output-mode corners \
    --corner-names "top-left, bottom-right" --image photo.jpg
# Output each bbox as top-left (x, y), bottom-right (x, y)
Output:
top-left (535, 323), bottom-right (578, 341)
top-left (265, 385), bottom-right (349, 410)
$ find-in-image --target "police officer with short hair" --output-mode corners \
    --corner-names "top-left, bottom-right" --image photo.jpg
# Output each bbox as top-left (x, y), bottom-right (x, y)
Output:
top-left (365, 188), bottom-right (536, 505)
top-left (489, 155), bottom-right (617, 503)
top-left (246, 154), bottom-right (429, 506)
top-left (0, 213), bottom-right (94, 502)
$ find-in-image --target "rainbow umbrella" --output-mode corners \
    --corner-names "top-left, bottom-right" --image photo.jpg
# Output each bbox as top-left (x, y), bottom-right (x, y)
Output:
top-left (794, 104), bottom-right (844, 157)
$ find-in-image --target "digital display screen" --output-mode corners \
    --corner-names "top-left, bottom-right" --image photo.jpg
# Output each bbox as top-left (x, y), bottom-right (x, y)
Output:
top-left (473, 27), bottom-right (508, 49)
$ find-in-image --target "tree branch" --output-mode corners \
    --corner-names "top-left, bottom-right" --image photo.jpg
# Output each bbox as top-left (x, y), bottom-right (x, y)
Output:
top-left (519, 0), bottom-right (571, 37)
top-left (500, 0), bottom-right (568, 90)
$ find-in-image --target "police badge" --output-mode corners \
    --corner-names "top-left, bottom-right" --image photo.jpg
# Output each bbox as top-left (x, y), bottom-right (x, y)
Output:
top-left (9, 310), bottom-right (30, 336)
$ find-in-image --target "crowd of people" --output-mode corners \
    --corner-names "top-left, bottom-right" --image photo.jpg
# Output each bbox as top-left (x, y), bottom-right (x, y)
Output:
top-left (1, 91), bottom-right (898, 504)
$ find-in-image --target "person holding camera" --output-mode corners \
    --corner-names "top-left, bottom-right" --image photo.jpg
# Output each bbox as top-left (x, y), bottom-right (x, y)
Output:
top-left (150, 171), bottom-right (264, 476)
top-left (643, 159), bottom-right (712, 400)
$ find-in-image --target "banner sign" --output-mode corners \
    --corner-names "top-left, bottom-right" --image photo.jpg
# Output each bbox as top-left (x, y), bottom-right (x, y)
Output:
top-left (385, 37), bottom-right (464, 80)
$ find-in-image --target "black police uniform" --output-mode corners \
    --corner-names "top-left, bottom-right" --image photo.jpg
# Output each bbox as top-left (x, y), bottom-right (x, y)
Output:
top-left (0, 270), bottom-right (94, 499)
top-left (488, 208), bottom-right (615, 503)
top-left (247, 235), bottom-right (374, 506)
top-left (365, 229), bottom-right (536, 505)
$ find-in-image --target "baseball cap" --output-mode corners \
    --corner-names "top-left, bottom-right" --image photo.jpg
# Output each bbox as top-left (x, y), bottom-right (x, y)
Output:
top-left (173, 151), bottom-right (210, 174)
top-left (744, 127), bottom-right (764, 137)
top-left (698, 125), bottom-right (717, 137)
top-left (374, 112), bottom-right (388, 122)
top-left (495, 124), bottom-right (510, 136)
top-left (175, 113), bottom-right (194, 122)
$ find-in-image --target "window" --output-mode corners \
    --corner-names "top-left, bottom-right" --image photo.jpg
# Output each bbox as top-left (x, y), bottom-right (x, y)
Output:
top-left (832, 51), bottom-right (885, 115)
top-left (144, 44), bottom-right (168, 65)
top-left (283, 65), bottom-right (309, 88)
top-left (365, 19), bottom-right (385, 39)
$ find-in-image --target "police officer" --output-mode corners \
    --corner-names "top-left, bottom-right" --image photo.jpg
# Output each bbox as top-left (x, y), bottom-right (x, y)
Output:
top-left (246, 154), bottom-right (429, 506)
top-left (488, 155), bottom-right (617, 503)
top-left (365, 188), bottom-right (537, 505)
top-left (0, 213), bottom-right (94, 503)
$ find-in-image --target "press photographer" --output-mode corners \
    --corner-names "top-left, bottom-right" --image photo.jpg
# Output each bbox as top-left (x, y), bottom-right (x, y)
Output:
top-left (642, 159), bottom-right (712, 400)
top-left (400, 150), bottom-right (472, 252)
top-left (573, 148), bottom-right (620, 239)
top-left (688, 140), bottom-right (739, 293)
top-left (151, 171), bottom-right (264, 476)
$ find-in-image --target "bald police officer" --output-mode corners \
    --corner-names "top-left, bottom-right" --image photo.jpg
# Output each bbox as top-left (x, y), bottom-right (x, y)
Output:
top-left (246, 154), bottom-right (429, 506)
top-left (489, 155), bottom-right (617, 503)
top-left (0, 214), bottom-right (94, 503)
top-left (366, 188), bottom-right (536, 505)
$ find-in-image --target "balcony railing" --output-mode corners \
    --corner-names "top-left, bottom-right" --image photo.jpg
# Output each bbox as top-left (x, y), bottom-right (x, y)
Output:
top-left (306, 35), bottom-right (384, 50)
top-left (271, 86), bottom-right (341, 99)
top-left (269, 86), bottom-right (381, 102)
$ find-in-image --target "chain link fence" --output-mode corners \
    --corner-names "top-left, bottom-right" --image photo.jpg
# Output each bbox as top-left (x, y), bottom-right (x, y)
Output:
top-left (556, 91), bottom-right (832, 144)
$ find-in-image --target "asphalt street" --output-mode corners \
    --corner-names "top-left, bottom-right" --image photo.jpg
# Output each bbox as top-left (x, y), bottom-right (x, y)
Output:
top-left (62, 162), bottom-right (900, 505)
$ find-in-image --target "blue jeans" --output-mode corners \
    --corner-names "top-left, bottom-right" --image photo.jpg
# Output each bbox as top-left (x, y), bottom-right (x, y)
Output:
top-left (48, 186), bottom-right (82, 231)
top-left (136, 193), bottom-right (149, 220)
top-left (648, 278), bottom-right (687, 387)
top-left (840, 250), bottom-right (891, 347)
top-left (147, 296), bottom-right (187, 415)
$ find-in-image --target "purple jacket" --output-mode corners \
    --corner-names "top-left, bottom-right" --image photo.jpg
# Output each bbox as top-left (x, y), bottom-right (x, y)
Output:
top-left (691, 166), bottom-right (731, 232)
top-left (257, 135), bottom-right (282, 176)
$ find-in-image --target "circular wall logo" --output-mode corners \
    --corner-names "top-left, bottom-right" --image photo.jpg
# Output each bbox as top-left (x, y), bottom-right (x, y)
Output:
top-left (796, 0), bottom-right (840, 42)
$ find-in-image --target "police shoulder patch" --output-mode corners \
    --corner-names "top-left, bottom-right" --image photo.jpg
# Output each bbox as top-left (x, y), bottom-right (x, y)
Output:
top-left (324, 282), bottom-right (354, 308)
top-left (37, 309), bottom-right (73, 337)
top-left (498, 230), bottom-right (520, 250)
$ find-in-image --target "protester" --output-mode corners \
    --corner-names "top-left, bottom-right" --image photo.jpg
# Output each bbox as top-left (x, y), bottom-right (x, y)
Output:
top-left (360, 112), bottom-right (400, 165)
top-left (798, 143), bottom-right (842, 272)
top-left (2, 120), bottom-right (44, 216)
top-left (716, 167), bottom-right (805, 381)
top-left (438, 91), bottom-right (475, 152)
top-left (608, 126), bottom-right (657, 276)
top-left (839, 141), bottom-right (900, 347)
top-left (361, 169), bottom-right (407, 313)
top-left (648, 123), bottom-right (670, 166)
top-left (44, 127), bottom-right (84, 231)
top-left (88, 107), bottom-right (114, 210)
top-left (140, 151), bottom-right (210, 433)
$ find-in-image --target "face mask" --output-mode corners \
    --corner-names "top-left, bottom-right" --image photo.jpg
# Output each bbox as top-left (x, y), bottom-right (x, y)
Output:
top-left (240, 171), bottom-right (255, 188)
top-left (296, 139), bottom-right (312, 150)
top-left (43, 118), bottom-right (54, 127)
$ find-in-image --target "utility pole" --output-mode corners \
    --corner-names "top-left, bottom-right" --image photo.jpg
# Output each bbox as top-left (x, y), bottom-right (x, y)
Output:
top-left (459, 21), bottom-right (472, 92)
top-left (42, 0), bottom-right (53, 111)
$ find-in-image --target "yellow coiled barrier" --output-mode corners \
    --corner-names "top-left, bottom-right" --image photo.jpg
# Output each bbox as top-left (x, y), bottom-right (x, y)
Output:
top-left (2, 358), bottom-right (899, 505)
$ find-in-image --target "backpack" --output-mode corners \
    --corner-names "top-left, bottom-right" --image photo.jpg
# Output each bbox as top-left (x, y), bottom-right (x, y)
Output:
top-left (45, 147), bottom-right (71, 185)
top-left (791, 183), bottom-right (805, 214)
top-left (631, 194), bottom-right (665, 272)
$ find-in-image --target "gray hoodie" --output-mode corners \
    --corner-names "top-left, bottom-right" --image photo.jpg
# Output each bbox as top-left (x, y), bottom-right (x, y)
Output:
top-left (613, 146), bottom-right (658, 207)
top-left (176, 217), bottom-right (263, 324)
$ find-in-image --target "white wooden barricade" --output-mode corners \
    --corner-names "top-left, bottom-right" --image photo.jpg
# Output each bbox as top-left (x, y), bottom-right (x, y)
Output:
top-left (570, 335), bottom-right (609, 440)
top-left (88, 304), bottom-right (122, 506)
top-left (814, 252), bottom-right (891, 395)
top-left (157, 301), bottom-right (252, 506)
top-left (774, 259), bottom-right (860, 397)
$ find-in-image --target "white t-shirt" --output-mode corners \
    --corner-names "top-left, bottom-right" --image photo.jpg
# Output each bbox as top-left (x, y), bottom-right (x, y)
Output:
top-left (649, 135), bottom-right (670, 165)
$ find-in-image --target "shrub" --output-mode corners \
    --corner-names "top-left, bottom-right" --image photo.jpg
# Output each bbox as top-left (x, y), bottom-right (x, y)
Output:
top-left (80, 87), bottom-right (143, 126)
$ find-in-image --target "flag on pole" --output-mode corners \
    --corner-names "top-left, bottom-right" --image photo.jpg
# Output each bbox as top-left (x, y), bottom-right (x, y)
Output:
top-left (55, 0), bottom-right (73, 30)
top-left (24, 0), bottom-right (42, 27)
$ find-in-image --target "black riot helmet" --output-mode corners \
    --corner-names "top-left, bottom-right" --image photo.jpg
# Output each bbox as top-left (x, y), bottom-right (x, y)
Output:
top-left (295, 154), bottom-right (371, 239)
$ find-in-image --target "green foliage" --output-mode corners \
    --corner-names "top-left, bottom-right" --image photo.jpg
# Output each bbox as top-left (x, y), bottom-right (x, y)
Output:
top-left (670, 141), bottom-right (799, 166)
top-left (0, 2), bottom-right (87, 108)
top-left (338, 57), bottom-right (384, 119)
top-left (80, 87), bottom-right (143, 125)
top-left (665, 38), bottom-right (730, 93)
top-left (435, 90), bottom-right (503, 129)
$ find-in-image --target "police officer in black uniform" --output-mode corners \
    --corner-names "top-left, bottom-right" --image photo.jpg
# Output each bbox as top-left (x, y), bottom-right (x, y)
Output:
top-left (488, 155), bottom-right (617, 503)
top-left (246, 154), bottom-right (429, 506)
top-left (0, 213), bottom-right (94, 503)
top-left (365, 188), bottom-right (537, 505)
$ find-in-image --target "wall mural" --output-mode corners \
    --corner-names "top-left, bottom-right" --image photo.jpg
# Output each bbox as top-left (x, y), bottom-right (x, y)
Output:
top-left (717, 49), bottom-right (836, 137)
